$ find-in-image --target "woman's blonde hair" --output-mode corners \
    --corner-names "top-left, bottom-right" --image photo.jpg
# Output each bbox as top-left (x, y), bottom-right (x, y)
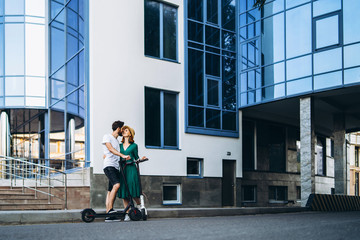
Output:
top-left (121, 125), bottom-right (135, 143)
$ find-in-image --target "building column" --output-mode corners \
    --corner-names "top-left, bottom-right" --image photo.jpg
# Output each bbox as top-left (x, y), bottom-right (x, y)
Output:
top-left (333, 114), bottom-right (347, 195)
top-left (300, 97), bottom-right (315, 207)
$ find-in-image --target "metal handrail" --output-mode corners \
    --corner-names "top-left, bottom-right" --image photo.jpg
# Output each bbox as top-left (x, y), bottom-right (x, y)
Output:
top-left (0, 155), bottom-right (68, 209)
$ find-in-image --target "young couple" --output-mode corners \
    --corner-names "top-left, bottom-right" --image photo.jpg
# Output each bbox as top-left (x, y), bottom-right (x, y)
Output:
top-left (102, 120), bottom-right (146, 222)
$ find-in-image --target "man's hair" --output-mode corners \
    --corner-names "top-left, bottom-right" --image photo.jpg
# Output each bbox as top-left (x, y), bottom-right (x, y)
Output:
top-left (112, 121), bottom-right (124, 131)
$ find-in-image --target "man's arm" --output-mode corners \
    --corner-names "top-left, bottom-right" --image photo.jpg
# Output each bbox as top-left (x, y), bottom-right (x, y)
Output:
top-left (105, 142), bottom-right (130, 160)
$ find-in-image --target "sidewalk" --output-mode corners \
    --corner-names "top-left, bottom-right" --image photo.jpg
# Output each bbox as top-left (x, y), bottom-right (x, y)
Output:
top-left (0, 207), bottom-right (308, 225)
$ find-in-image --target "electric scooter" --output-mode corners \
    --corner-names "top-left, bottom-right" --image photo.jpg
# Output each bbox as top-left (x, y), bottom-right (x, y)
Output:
top-left (81, 158), bottom-right (149, 223)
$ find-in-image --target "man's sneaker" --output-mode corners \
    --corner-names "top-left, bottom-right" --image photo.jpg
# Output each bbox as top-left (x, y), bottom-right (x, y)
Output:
top-left (124, 214), bottom-right (130, 222)
top-left (105, 209), bottom-right (120, 222)
top-left (108, 208), bottom-right (116, 214)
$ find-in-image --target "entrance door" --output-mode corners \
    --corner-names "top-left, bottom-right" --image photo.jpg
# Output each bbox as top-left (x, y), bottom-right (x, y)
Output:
top-left (222, 160), bottom-right (235, 206)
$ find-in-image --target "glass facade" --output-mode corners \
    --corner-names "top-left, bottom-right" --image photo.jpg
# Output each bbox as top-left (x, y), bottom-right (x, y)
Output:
top-left (186, 0), bottom-right (238, 137)
top-left (239, 0), bottom-right (360, 107)
top-left (0, 0), bottom-right (87, 171)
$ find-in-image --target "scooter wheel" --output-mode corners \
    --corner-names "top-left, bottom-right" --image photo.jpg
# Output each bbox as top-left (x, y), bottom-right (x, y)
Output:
top-left (129, 208), bottom-right (142, 221)
top-left (81, 208), bottom-right (96, 223)
top-left (141, 208), bottom-right (147, 221)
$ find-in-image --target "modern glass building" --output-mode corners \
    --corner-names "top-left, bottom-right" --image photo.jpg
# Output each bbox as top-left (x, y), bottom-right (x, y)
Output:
top-left (0, 0), bottom-right (88, 171)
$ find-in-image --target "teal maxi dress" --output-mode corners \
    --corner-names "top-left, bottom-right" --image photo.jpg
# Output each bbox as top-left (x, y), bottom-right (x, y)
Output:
top-left (117, 142), bottom-right (141, 199)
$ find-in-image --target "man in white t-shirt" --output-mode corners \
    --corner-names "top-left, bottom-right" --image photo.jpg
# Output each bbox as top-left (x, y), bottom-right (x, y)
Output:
top-left (102, 120), bottom-right (130, 222)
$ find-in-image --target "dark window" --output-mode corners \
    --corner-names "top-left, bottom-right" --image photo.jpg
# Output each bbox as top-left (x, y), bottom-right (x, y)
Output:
top-left (207, 0), bottom-right (218, 24)
top-left (296, 186), bottom-right (301, 200)
top-left (163, 184), bottom-right (181, 204)
top-left (187, 158), bottom-right (202, 177)
top-left (257, 123), bottom-right (286, 172)
top-left (316, 137), bottom-right (326, 176)
top-left (145, 87), bottom-right (178, 148)
top-left (355, 172), bottom-right (359, 196)
top-left (313, 11), bottom-right (342, 52)
top-left (355, 147), bottom-right (359, 167)
top-left (330, 139), bottom-right (334, 157)
top-left (269, 186), bottom-right (287, 203)
top-left (243, 120), bottom-right (255, 170)
top-left (242, 185), bottom-right (256, 202)
top-left (145, 0), bottom-right (177, 61)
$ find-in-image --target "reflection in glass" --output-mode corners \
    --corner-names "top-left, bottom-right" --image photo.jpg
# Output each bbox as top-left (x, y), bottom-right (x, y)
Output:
top-left (315, 15), bottom-right (339, 49)
top-left (222, 0), bottom-right (235, 31)
top-left (262, 62), bottom-right (284, 86)
top-left (262, 13), bottom-right (284, 65)
top-left (262, 83), bottom-right (285, 100)
top-left (5, 77), bottom-right (24, 96)
top-left (314, 71), bottom-right (342, 90)
top-left (207, 79), bottom-right (219, 106)
top-left (5, 23), bottom-right (24, 75)
top-left (50, 11), bottom-right (65, 74)
top-left (206, 109), bottom-right (220, 129)
top-left (25, 0), bottom-right (45, 16)
top-left (222, 31), bottom-right (235, 52)
top-left (313, 0), bottom-right (341, 17)
top-left (26, 77), bottom-right (45, 97)
top-left (0, 24), bottom-right (3, 76)
top-left (314, 48), bottom-right (342, 74)
top-left (343, 0), bottom-right (360, 44)
top-left (163, 4), bottom-right (177, 60)
top-left (188, 0), bottom-right (203, 21)
top-left (286, 55), bottom-right (312, 80)
top-left (188, 49), bottom-right (204, 106)
top-left (26, 24), bottom-right (45, 76)
top-left (5, 97), bottom-right (24, 106)
top-left (144, 0), bottom-right (160, 58)
top-left (205, 26), bottom-right (220, 47)
top-left (188, 21), bottom-right (203, 43)
top-left (188, 106), bottom-right (204, 127)
top-left (26, 97), bottom-right (45, 107)
top-left (207, 0), bottom-right (218, 24)
top-left (286, 0), bottom-right (310, 9)
top-left (344, 67), bottom-right (360, 85)
top-left (206, 53), bottom-right (220, 77)
top-left (344, 43), bottom-right (360, 68)
top-left (51, 0), bottom-right (63, 20)
top-left (4, 0), bottom-right (24, 15)
top-left (0, 77), bottom-right (3, 96)
top-left (286, 4), bottom-right (311, 59)
top-left (263, 0), bottom-right (284, 18)
top-left (223, 56), bottom-right (236, 110)
top-left (287, 77), bottom-right (312, 96)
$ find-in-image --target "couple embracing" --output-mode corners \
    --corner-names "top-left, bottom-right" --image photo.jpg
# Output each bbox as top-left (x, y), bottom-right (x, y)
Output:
top-left (102, 120), bottom-right (147, 222)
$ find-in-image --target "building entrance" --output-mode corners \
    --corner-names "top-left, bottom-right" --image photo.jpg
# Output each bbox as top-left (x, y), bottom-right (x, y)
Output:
top-left (222, 160), bottom-right (235, 206)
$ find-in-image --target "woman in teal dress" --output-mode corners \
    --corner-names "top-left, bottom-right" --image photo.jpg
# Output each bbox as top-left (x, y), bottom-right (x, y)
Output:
top-left (117, 126), bottom-right (146, 217)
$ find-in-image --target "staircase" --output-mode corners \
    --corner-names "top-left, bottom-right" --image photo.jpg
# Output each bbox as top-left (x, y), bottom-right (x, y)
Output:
top-left (0, 187), bottom-right (63, 210)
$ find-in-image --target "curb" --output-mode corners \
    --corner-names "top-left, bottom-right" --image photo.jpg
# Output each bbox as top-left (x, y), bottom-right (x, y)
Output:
top-left (0, 207), bottom-right (308, 225)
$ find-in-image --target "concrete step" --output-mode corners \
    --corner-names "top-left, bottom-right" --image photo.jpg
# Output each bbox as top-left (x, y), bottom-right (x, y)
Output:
top-left (0, 193), bottom-right (36, 199)
top-left (0, 199), bottom-right (50, 204)
top-left (0, 203), bottom-right (63, 211)
top-left (0, 189), bottom-right (24, 194)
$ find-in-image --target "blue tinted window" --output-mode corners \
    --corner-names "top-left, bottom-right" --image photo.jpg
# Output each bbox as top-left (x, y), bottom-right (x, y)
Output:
top-left (262, 62), bottom-right (285, 86)
top-left (188, 0), bottom-right (203, 21)
top-left (188, 49), bottom-right (204, 106)
top-left (287, 77), bottom-right (312, 95)
top-left (145, 0), bottom-right (160, 58)
top-left (5, 23), bottom-right (24, 75)
top-left (0, 78), bottom-right (2, 96)
top-left (314, 71), bottom-right (342, 90)
top-left (207, 79), bottom-right (219, 106)
top-left (286, 0), bottom-right (310, 9)
top-left (344, 67), bottom-right (360, 85)
top-left (261, 13), bottom-right (284, 65)
top-left (313, 0), bottom-right (341, 17)
top-left (222, 0), bottom-right (235, 31)
top-left (51, 0), bottom-right (63, 20)
top-left (50, 10), bottom-right (65, 74)
top-left (223, 56), bottom-right (236, 110)
top-left (344, 44), bottom-right (360, 68)
top-left (188, 106), bottom-right (204, 127)
top-left (5, 97), bottom-right (24, 106)
top-left (286, 55), bottom-right (312, 80)
top-left (0, 0), bottom-right (3, 15)
top-left (5, 77), bottom-right (24, 96)
top-left (163, 4), bottom-right (177, 60)
top-left (51, 79), bottom-right (65, 99)
top-left (207, 0), bottom-right (218, 24)
top-left (262, 83), bottom-right (285, 100)
top-left (315, 15), bottom-right (339, 50)
top-left (222, 111), bottom-right (236, 130)
top-left (5, 0), bottom-right (24, 15)
top-left (206, 109), bottom-right (220, 129)
top-left (286, 4), bottom-right (311, 59)
top-left (263, 0), bottom-right (284, 18)
top-left (314, 48), bottom-right (342, 74)
top-left (188, 21), bottom-right (203, 43)
top-left (164, 92), bottom-right (177, 147)
top-left (0, 24), bottom-right (3, 76)
top-left (206, 53), bottom-right (220, 77)
top-left (67, 55), bottom-right (79, 92)
top-left (343, 0), bottom-right (360, 44)
top-left (205, 26), bottom-right (220, 47)
top-left (222, 30), bottom-right (235, 52)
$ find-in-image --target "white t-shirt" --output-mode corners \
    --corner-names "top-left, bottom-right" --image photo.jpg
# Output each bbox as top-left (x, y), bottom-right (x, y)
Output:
top-left (102, 134), bottom-right (121, 169)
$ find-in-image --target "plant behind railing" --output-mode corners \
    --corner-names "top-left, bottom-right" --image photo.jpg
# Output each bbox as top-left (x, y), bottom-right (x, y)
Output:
top-left (0, 156), bottom-right (67, 209)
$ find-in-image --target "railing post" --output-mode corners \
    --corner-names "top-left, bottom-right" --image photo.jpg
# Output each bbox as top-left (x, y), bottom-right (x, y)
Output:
top-left (10, 158), bottom-right (13, 189)
top-left (48, 167), bottom-right (51, 204)
top-left (65, 174), bottom-right (67, 210)
top-left (22, 161), bottom-right (24, 193)
top-left (35, 168), bottom-right (37, 199)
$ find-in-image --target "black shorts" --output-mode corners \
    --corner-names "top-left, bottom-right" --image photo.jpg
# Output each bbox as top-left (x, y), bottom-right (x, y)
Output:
top-left (104, 167), bottom-right (121, 191)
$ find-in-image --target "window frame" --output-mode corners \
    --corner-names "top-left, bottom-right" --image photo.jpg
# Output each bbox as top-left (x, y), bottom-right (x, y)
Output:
top-left (144, 0), bottom-right (178, 62)
top-left (162, 183), bottom-right (182, 205)
top-left (241, 185), bottom-right (257, 203)
top-left (145, 87), bottom-right (179, 150)
top-left (268, 186), bottom-right (288, 203)
top-left (187, 157), bottom-right (203, 178)
top-left (313, 10), bottom-right (343, 52)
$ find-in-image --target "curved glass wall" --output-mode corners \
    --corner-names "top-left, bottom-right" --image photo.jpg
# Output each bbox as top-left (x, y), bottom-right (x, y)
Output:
top-left (239, 0), bottom-right (360, 107)
top-left (0, 0), bottom-right (46, 107)
top-left (49, 0), bottom-right (86, 169)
